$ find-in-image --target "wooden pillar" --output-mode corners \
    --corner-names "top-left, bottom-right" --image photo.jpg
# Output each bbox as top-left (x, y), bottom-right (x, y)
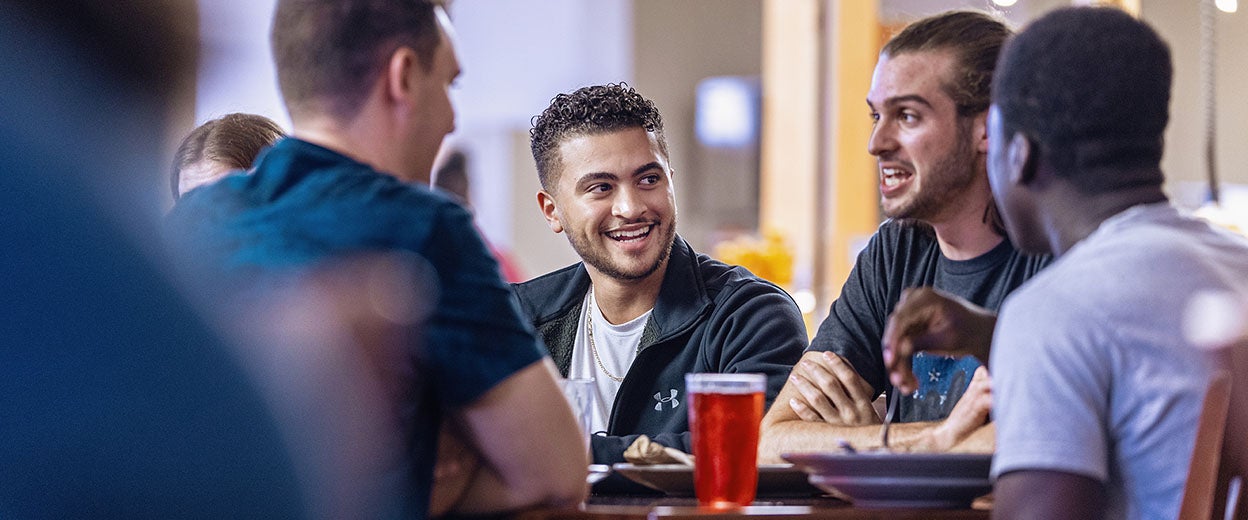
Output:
top-left (761, 0), bottom-right (879, 332)
top-left (819, 0), bottom-right (881, 322)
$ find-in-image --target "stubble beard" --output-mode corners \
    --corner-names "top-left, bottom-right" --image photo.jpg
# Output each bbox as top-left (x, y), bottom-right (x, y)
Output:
top-left (567, 219), bottom-right (677, 282)
top-left (883, 128), bottom-right (978, 224)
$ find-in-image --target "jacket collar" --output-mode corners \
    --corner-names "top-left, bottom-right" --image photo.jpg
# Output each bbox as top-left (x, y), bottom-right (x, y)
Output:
top-left (646, 235), bottom-right (712, 343)
top-left (529, 235), bottom-right (712, 344)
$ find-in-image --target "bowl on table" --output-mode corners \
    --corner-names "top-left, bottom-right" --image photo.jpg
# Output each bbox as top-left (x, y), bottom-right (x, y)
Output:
top-left (782, 451), bottom-right (993, 508)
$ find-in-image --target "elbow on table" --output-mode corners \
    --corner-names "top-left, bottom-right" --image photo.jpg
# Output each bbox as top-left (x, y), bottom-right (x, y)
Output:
top-left (757, 420), bottom-right (792, 464)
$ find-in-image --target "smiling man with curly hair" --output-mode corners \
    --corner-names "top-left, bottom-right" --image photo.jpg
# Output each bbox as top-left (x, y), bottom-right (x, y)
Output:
top-left (512, 84), bottom-right (806, 479)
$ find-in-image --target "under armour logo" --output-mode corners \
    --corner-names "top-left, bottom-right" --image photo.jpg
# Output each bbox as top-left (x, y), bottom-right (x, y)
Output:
top-left (653, 389), bottom-right (679, 411)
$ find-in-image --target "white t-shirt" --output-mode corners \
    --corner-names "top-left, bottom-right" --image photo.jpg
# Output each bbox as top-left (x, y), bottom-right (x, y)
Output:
top-left (991, 203), bottom-right (1248, 519)
top-left (568, 289), bottom-right (652, 435)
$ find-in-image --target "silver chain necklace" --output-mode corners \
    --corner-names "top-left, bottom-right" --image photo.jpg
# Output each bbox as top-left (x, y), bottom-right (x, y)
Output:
top-left (586, 287), bottom-right (626, 382)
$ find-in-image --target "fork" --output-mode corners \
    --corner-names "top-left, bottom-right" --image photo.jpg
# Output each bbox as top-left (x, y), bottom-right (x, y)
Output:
top-left (879, 389), bottom-right (899, 450)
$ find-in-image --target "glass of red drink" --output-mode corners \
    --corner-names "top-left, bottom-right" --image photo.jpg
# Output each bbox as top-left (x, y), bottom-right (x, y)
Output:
top-left (685, 373), bottom-right (766, 508)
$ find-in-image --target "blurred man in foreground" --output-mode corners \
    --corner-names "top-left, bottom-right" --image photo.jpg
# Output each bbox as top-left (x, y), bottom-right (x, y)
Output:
top-left (0, 1), bottom-right (313, 517)
top-left (886, 7), bottom-right (1248, 518)
top-left (168, 0), bottom-right (587, 516)
top-left (759, 11), bottom-right (1049, 461)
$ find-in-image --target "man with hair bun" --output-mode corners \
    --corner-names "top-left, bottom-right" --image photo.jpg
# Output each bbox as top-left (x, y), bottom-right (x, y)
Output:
top-left (760, 10), bottom-right (1050, 462)
top-left (515, 83), bottom-right (806, 470)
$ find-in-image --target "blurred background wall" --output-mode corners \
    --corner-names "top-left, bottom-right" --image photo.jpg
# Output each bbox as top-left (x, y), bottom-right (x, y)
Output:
top-left (191, 0), bottom-right (1246, 332)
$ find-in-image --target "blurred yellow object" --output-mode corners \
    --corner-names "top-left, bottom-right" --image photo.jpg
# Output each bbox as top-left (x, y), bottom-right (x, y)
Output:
top-left (712, 229), bottom-right (795, 288)
top-left (1194, 203), bottom-right (1246, 236)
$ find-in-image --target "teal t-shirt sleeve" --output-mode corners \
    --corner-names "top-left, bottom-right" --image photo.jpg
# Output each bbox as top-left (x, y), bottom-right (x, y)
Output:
top-left (421, 204), bottom-right (544, 407)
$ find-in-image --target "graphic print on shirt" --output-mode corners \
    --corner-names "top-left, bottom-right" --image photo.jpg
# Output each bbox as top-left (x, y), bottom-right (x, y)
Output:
top-left (901, 353), bottom-right (980, 421)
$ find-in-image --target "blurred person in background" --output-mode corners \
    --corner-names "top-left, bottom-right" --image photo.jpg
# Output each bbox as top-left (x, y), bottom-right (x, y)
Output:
top-left (759, 11), bottom-right (1050, 461)
top-left (167, 0), bottom-right (588, 516)
top-left (433, 148), bottom-right (525, 282)
top-left (885, 7), bottom-right (1248, 518)
top-left (171, 112), bottom-right (284, 200)
top-left (516, 83), bottom-right (806, 474)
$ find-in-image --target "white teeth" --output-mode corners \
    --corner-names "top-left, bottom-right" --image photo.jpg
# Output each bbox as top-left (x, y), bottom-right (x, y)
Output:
top-left (881, 168), bottom-right (909, 188)
top-left (609, 225), bottom-right (651, 241)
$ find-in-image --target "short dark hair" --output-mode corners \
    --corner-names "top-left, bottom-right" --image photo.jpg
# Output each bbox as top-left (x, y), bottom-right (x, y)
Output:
top-left (883, 10), bottom-right (1012, 117)
top-left (993, 7), bottom-right (1170, 191)
top-left (270, 0), bottom-right (443, 121)
top-left (171, 113), bottom-right (285, 199)
top-left (529, 83), bottom-right (667, 191)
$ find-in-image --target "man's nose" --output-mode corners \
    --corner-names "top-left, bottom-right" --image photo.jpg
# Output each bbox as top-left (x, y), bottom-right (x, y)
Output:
top-left (867, 121), bottom-right (896, 157)
top-left (612, 187), bottom-right (646, 219)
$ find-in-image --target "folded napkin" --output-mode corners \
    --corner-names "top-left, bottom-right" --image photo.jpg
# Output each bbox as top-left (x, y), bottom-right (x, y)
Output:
top-left (623, 435), bottom-right (695, 466)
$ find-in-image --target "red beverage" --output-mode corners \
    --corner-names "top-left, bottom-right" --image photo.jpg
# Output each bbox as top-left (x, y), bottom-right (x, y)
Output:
top-left (686, 374), bottom-right (766, 508)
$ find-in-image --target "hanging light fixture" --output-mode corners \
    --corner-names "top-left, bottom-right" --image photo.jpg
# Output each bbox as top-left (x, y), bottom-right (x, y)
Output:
top-left (1201, 0), bottom-right (1221, 203)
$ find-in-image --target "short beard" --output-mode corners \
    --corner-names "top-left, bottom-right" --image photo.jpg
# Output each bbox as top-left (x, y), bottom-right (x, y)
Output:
top-left (883, 121), bottom-right (978, 222)
top-left (568, 222), bottom-right (676, 282)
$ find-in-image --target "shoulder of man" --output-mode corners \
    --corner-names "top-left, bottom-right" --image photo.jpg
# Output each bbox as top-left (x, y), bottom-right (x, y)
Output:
top-left (692, 251), bottom-right (795, 307)
top-left (510, 262), bottom-right (588, 324)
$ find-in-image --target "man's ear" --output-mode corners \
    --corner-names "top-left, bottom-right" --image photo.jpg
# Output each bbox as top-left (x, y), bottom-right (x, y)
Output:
top-left (1007, 132), bottom-right (1037, 186)
top-left (537, 190), bottom-right (563, 234)
top-left (973, 112), bottom-right (989, 154)
top-left (384, 47), bottom-right (421, 105)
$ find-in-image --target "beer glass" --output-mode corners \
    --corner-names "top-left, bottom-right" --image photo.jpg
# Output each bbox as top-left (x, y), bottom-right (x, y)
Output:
top-left (685, 373), bottom-right (765, 508)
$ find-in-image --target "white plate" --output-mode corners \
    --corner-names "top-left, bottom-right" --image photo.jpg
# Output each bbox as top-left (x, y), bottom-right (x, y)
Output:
top-left (782, 452), bottom-right (992, 508)
top-left (610, 463), bottom-right (823, 497)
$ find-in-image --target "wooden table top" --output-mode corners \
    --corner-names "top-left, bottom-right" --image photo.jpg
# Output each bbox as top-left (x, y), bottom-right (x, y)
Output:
top-left (515, 495), bottom-right (992, 520)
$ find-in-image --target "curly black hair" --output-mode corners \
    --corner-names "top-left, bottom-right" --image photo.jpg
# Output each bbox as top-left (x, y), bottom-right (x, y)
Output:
top-left (529, 83), bottom-right (667, 191)
top-left (993, 7), bottom-right (1170, 191)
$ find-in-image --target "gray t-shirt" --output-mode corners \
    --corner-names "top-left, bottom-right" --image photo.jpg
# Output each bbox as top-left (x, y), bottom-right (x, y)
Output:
top-left (991, 203), bottom-right (1248, 519)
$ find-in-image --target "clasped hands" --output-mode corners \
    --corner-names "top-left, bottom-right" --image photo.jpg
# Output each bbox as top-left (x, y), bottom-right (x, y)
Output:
top-left (788, 288), bottom-right (997, 441)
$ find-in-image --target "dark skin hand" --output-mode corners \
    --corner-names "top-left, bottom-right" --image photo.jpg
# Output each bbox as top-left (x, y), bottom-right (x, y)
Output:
top-left (881, 287), bottom-right (997, 394)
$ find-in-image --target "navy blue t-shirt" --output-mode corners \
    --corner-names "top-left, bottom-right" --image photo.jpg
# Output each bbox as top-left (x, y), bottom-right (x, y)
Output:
top-left (168, 137), bottom-right (544, 517)
top-left (809, 220), bottom-right (1050, 422)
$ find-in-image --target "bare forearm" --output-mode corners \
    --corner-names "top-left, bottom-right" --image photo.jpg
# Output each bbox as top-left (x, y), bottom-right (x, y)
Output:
top-left (995, 470), bottom-right (1105, 519)
top-left (448, 463), bottom-right (571, 514)
top-left (449, 360), bottom-right (589, 513)
top-left (759, 419), bottom-right (948, 463)
top-left (945, 422), bottom-right (994, 453)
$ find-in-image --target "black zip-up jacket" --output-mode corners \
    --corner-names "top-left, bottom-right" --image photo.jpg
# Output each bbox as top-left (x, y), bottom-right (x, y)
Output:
top-left (511, 236), bottom-right (807, 467)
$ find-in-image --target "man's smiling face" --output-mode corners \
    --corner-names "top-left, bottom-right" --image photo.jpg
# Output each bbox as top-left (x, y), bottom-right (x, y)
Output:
top-left (539, 126), bottom-right (677, 284)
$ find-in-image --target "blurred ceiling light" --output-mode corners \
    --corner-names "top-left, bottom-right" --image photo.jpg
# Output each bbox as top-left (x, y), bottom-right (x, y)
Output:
top-left (992, 0), bottom-right (1018, 6)
top-left (1216, 0), bottom-right (1237, 13)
